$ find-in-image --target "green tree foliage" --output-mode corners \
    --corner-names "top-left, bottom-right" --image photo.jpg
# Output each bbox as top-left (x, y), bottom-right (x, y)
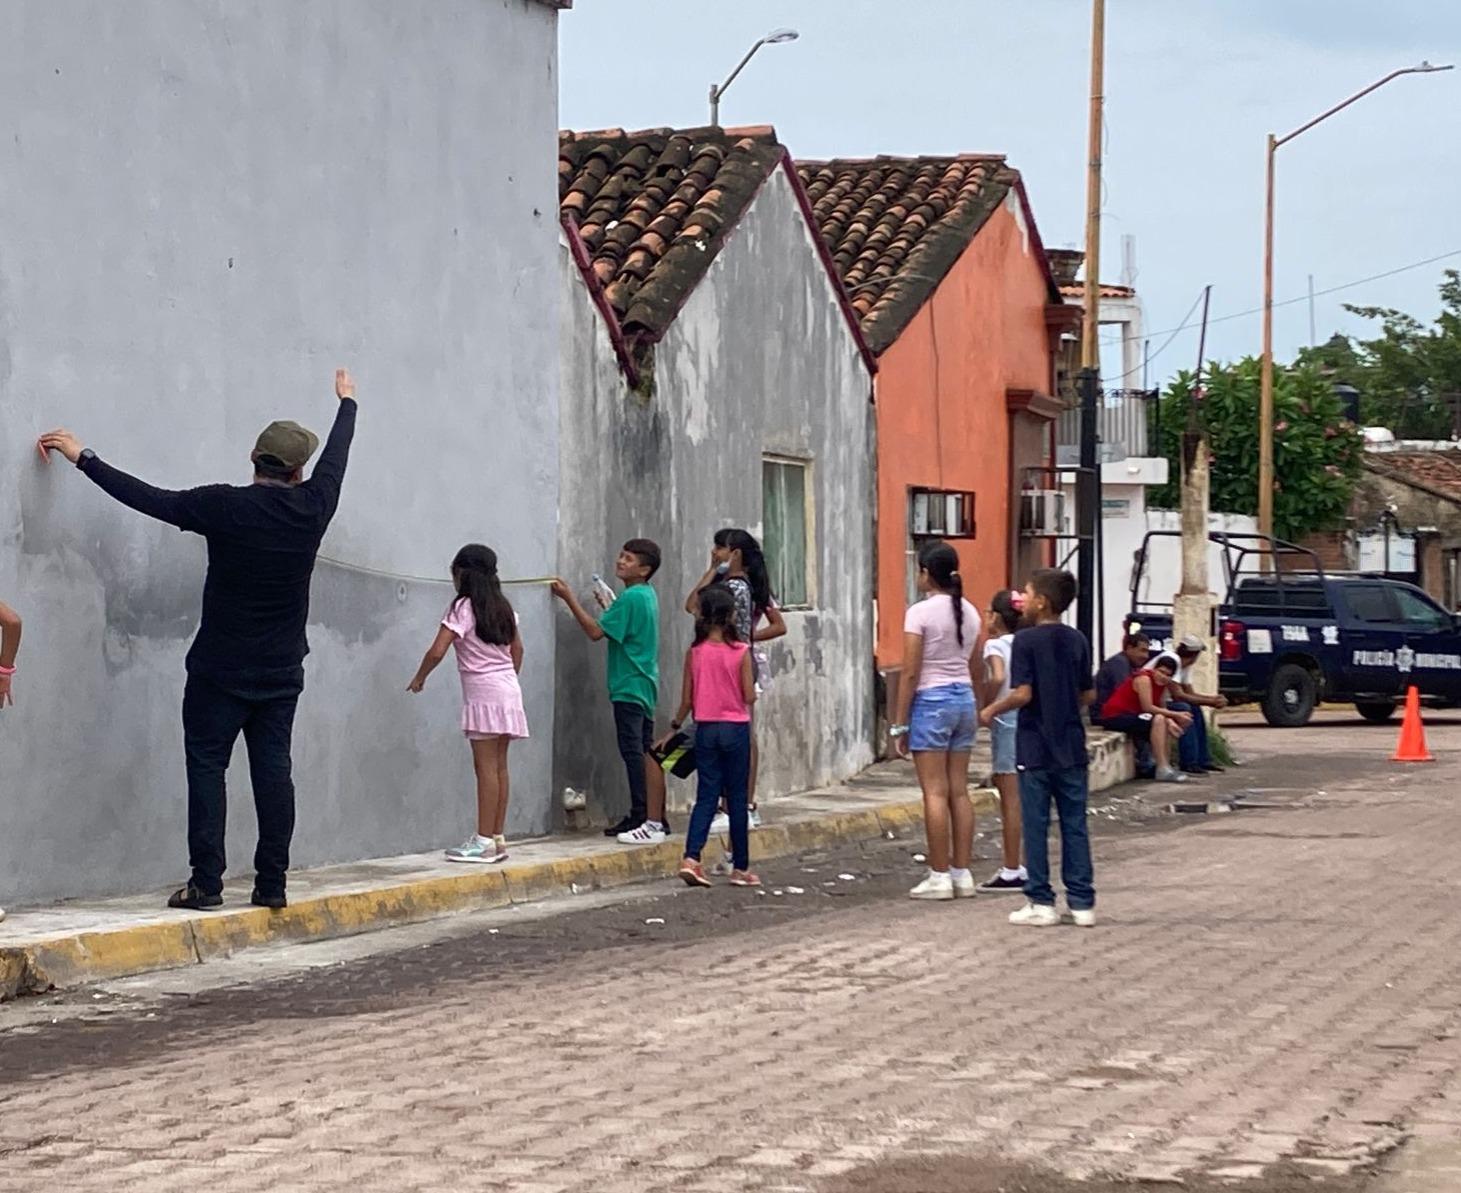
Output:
top-left (1149, 358), bottom-right (1363, 540)
top-left (1296, 269), bottom-right (1461, 438)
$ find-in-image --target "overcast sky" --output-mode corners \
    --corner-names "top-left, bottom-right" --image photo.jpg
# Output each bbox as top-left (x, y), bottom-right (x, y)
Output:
top-left (560, 1), bottom-right (1461, 390)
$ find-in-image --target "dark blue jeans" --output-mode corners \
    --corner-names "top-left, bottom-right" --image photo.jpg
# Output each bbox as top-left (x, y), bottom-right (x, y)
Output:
top-left (1018, 765), bottom-right (1095, 910)
top-left (182, 675), bottom-right (300, 897)
top-left (1169, 701), bottom-right (1210, 769)
top-left (685, 722), bottom-right (751, 871)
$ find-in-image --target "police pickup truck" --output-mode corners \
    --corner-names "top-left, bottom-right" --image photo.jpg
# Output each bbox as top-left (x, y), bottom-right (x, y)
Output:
top-left (1126, 531), bottom-right (1461, 728)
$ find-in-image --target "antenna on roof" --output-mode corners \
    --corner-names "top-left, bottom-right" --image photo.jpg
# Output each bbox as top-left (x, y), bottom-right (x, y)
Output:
top-left (1120, 233), bottom-right (1137, 289)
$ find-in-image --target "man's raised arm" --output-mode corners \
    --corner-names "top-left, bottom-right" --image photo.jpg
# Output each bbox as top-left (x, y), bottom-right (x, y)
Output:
top-left (308, 368), bottom-right (358, 511)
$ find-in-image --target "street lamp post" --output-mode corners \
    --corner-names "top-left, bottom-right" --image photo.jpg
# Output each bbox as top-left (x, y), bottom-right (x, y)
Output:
top-left (1258, 62), bottom-right (1452, 548)
top-left (708, 29), bottom-right (799, 127)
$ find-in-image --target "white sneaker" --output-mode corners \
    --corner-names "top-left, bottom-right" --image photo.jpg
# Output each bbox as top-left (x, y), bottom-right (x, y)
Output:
top-left (1154, 767), bottom-right (1188, 784)
top-left (617, 821), bottom-right (668, 845)
top-left (951, 870), bottom-right (977, 898)
top-left (909, 870), bottom-right (955, 901)
top-left (1065, 907), bottom-right (1097, 928)
top-left (1009, 900), bottom-right (1060, 927)
top-left (709, 812), bottom-right (731, 835)
top-left (445, 834), bottom-right (496, 863)
top-left (748, 807), bottom-right (763, 830)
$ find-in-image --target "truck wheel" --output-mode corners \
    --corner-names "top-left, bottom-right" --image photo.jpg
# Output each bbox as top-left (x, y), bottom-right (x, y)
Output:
top-left (1261, 663), bottom-right (1318, 727)
top-left (1355, 701), bottom-right (1397, 724)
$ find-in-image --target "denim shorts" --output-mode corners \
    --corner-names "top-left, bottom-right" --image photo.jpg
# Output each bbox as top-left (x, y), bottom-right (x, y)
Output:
top-left (909, 683), bottom-right (977, 752)
top-left (990, 716), bottom-right (1017, 774)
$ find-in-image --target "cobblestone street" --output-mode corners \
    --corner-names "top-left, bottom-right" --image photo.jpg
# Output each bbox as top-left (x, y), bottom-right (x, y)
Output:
top-left (3, 714), bottom-right (1461, 1191)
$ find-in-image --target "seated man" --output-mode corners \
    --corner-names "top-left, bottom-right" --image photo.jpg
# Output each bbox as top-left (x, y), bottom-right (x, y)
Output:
top-left (1098, 653), bottom-right (1191, 784)
top-left (1094, 632), bottom-right (1155, 777)
top-left (1167, 634), bottom-right (1228, 775)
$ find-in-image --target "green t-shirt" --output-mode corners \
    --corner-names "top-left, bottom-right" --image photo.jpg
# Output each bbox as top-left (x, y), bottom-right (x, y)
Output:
top-left (598, 582), bottom-right (659, 714)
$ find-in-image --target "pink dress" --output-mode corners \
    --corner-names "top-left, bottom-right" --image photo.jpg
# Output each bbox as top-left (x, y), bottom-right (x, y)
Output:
top-left (443, 598), bottom-right (529, 740)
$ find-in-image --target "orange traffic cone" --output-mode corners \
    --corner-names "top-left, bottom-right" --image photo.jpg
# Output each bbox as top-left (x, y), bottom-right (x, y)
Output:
top-left (1392, 685), bottom-right (1434, 762)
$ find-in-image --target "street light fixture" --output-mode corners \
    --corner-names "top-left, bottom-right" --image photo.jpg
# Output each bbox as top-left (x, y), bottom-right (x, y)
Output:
top-left (1257, 61), bottom-right (1453, 548)
top-left (708, 28), bottom-right (799, 127)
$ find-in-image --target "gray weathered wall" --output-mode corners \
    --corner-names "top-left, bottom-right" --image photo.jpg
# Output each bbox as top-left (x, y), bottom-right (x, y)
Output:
top-left (555, 167), bottom-right (874, 819)
top-left (0, 0), bottom-right (562, 903)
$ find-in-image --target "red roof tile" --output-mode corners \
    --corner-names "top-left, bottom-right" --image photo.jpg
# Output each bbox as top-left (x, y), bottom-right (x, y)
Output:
top-left (1365, 450), bottom-right (1461, 502)
top-left (796, 155), bottom-right (1040, 353)
top-left (1059, 282), bottom-right (1136, 300)
top-left (558, 125), bottom-right (784, 340)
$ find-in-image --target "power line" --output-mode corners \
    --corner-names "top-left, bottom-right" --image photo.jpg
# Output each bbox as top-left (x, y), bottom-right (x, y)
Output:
top-left (1097, 247), bottom-right (1461, 383)
top-left (1137, 248), bottom-right (1461, 345)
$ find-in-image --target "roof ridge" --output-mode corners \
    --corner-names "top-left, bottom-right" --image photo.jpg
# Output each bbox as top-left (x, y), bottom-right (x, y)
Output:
top-left (798, 152), bottom-right (1008, 167)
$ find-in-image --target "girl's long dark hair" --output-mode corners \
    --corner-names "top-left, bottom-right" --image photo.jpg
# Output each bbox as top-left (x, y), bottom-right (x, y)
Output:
top-left (919, 540), bottom-right (965, 646)
top-left (694, 584), bottom-right (742, 645)
top-left (452, 544), bottom-right (515, 646)
top-left (715, 527), bottom-right (772, 612)
top-left (990, 588), bottom-right (1021, 635)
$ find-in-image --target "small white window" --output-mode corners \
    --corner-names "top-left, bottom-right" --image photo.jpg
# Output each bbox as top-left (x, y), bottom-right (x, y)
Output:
top-left (763, 457), bottom-right (812, 608)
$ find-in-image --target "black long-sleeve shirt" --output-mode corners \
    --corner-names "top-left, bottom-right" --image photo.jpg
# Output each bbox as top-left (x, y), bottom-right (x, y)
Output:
top-left (80, 400), bottom-right (357, 691)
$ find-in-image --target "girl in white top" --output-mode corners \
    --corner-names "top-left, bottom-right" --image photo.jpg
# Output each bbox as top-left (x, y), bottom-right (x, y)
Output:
top-left (891, 541), bottom-right (984, 901)
top-left (978, 589), bottom-right (1027, 893)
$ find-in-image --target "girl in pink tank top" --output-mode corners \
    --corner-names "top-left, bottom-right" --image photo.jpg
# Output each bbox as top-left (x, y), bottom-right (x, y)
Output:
top-left (659, 587), bottom-right (759, 887)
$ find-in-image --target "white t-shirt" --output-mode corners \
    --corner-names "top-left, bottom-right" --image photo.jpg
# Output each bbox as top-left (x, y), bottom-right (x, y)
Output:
top-left (983, 634), bottom-right (1014, 701)
top-left (904, 595), bottom-right (982, 691)
top-left (983, 633), bottom-right (1016, 726)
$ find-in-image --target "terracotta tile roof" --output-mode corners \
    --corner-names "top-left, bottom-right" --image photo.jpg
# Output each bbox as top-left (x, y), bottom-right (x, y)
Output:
top-left (796, 155), bottom-right (1052, 354)
top-left (558, 125), bottom-right (784, 340)
top-left (1365, 449), bottom-right (1461, 502)
top-left (1059, 282), bottom-right (1136, 301)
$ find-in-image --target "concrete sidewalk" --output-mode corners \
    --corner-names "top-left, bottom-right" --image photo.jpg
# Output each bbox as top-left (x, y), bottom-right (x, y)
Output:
top-left (1, 738), bottom-right (1134, 1000)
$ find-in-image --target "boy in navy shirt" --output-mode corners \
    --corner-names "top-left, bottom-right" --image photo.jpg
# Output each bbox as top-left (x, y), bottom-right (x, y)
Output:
top-left (980, 568), bottom-right (1096, 927)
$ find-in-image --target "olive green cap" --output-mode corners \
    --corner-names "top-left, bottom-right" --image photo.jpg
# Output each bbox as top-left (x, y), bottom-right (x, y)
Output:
top-left (253, 420), bottom-right (319, 470)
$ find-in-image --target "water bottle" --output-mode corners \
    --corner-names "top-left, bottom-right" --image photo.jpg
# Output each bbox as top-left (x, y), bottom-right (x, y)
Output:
top-left (591, 573), bottom-right (617, 609)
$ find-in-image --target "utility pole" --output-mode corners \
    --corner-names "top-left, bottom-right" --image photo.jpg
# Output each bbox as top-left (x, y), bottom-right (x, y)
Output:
top-left (1076, 0), bottom-right (1105, 650)
top-left (1259, 63), bottom-right (1453, 551)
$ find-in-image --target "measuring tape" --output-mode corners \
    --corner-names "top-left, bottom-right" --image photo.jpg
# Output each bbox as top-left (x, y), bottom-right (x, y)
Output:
top-left (315, 554), bottom-right (557, 588)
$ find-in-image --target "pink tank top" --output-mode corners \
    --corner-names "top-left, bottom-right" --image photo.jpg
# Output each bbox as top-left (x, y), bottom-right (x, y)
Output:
top-left (691, 640), bottom-right (751, 724)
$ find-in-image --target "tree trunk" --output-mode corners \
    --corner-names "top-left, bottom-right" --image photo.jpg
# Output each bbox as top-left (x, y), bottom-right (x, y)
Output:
top-left (1173, 429), bottom-right (1218, 696)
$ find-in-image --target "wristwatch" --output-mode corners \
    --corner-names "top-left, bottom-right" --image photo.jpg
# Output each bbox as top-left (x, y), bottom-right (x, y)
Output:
top-left (888, 724), bottom-right (909, 738)
top-left (76, 448), bottom-right (97, 469)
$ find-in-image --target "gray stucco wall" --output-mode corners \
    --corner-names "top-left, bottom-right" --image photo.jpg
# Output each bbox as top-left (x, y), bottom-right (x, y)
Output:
top-left (555, 167), bottom-right (874, 819)
top-left (0, 0), bottom-right (562, 903)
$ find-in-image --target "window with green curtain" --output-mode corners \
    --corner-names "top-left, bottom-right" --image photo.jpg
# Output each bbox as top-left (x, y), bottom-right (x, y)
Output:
top-left (762, 458), bottom-right (810, 607)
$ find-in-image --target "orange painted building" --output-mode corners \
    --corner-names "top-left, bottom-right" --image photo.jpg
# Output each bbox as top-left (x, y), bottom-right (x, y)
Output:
top-left (798, 156), bottom-right (1077, 666)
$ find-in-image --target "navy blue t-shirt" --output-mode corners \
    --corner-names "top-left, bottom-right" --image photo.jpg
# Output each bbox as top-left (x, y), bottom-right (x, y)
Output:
top-left (1010, 622), bottom-right (1093, 771)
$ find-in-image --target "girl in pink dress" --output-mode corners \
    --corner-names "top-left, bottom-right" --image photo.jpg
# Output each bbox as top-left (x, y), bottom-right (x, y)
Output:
top-left (408, 544), bottom-right (528, 863)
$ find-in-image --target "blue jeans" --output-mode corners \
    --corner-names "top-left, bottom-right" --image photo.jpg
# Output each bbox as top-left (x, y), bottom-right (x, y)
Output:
top-left (685, 722), bottom-right (752, 871)
top-left (1169, 701), bottom-right (1210, 769)
top-left (1018, 765), bottom-right (1095, 910)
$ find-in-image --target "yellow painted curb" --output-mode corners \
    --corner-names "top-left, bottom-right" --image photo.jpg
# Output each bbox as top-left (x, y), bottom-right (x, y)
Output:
top-left (0, 789), bottom-right (997, 999)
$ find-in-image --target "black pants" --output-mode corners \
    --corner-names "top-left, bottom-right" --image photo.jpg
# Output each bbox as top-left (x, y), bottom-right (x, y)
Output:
top-left (182, 675), bottom-right (300, 896)
top-left (612, 700), bottom-right (653, 824)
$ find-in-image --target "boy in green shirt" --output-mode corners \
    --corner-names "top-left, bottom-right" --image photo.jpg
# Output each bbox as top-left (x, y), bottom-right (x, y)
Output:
top-left (552, 539), bottom-right (669, 843)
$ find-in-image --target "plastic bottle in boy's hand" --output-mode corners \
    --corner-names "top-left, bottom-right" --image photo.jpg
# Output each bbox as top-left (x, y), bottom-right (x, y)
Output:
top-left (591, 573), bottom-right (617, 610)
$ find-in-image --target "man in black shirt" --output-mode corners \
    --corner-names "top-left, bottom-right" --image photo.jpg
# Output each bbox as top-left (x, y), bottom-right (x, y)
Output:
top-left (41, 370), bottom-right (358, 910)
top-left (1094, 631), bottom-right (1154, 776)
top-left (1094, 632), bottom-right (1151, 721)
